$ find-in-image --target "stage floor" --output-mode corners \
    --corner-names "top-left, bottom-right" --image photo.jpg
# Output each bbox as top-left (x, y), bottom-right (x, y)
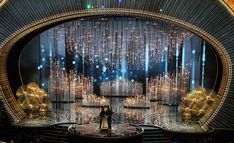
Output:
top-left (47, 97), bottom-right (205, 133)
top-left (68, 123), bottom-right (142, 137)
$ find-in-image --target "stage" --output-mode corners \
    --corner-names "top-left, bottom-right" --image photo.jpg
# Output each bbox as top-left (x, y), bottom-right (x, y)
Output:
top-left (68, 123), bottom-right (143, 143)
top-left (40, 98), bottom-right (205, 133)
top-left (9, 15), bottom-right (222, 135)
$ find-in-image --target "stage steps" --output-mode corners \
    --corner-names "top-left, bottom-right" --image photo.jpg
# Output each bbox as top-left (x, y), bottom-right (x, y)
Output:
top-left (41, 123), bottom-right (171, 143)
top-left (41, 123), bottom-right (74, 143)
top-left (40, 113), bottom-right (123, 143)
top-left (139, 125), bottom-right (171, 143)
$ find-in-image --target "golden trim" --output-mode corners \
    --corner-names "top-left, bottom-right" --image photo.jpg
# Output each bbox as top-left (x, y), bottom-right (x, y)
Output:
top-left (0, 0), bottom-right (7, 7)
top-left (0, 9), bottom-right (231, 127)
top-left (220, 0), bottom-right (234, 16)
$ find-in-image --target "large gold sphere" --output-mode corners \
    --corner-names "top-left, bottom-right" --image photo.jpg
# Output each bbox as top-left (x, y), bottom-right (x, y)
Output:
top-left (179, 87), bottom-right (219, 122)
top-left (16, 82), bottom-right (51, 115)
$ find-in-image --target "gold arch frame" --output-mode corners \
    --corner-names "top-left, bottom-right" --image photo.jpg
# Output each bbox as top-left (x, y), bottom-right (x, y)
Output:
top-left (220, 0), bottom-right (234, 15)
top-left (0, 0), bottom-right (7, 7)
top-left (0, 8), bottom-right (231, 128)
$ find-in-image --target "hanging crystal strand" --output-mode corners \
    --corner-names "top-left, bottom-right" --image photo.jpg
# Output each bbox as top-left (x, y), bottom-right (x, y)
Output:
top-left (63, 71), bottom-right (66, 102)
top-left (181, 33), bottom-right (185, 94)
top-left (48, 60), bottom-right (52, 101)
top-left (175, 39), bottom-right (179, 105)
top-left (71, 70), bottom-right (76, 102)
top-left (157, 75), bottom-right (160, 100)
top-left (159, 74), bottom-right (163, 103)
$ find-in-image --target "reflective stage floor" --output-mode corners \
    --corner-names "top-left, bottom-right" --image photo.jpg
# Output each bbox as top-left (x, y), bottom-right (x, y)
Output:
top-left (45, 97), bottom-right (205, 133)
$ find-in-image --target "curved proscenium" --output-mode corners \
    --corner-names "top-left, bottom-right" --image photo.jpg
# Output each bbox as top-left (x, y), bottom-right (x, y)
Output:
top-left (0, 1), bottom-right (232, 130)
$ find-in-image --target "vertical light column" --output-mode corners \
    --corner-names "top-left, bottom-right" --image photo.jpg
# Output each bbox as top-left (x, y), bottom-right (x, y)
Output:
top-left (201, 41), bottom-right (206, 87)
top-left (144, 24), bottom-right (149, 96)
top-left (82, 28), bottom-right (85, 76)
top-left (121, 23), bottom-right (127, 79)
top-left (191, 48), bottom-right (196, 90)
top-left (145, 44), bottom-right (149, 76)
top-left (164, 55), bottom-right (168, 78)
top-left (175, 42), bottom-right (179, 90)
top-left (181, 39), bottom-right (186, 76)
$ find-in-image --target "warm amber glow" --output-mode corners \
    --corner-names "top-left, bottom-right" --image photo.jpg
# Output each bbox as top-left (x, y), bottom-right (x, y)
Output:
top-left (179, 87), bottom-right (219, 122)
top-left (224, 0), bottom-right (234, 10)
top-left (0, 0), bottom-right (7, 7)
top-left (221, 0), bottom-right (234, 15)
top-left (82, 94), bottom-right (109, 106)
top-left (16, 82), bottom-right (51, 114)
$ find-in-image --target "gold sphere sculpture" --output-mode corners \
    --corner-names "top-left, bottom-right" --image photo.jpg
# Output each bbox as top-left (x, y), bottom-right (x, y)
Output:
top-left (178, 87), bottom-right (219, 122)
top-left (16, 82), bottom-right (51, 113)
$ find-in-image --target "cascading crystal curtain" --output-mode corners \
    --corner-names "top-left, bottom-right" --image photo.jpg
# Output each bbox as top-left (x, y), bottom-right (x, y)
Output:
top-left (35, 17), bottom-right (206, 103)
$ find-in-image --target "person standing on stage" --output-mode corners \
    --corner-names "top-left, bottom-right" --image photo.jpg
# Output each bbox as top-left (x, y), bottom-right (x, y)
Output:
top-left (99, 106), bottom-right (106, 129)
top-left (105, 106), bottom-right (113, 131)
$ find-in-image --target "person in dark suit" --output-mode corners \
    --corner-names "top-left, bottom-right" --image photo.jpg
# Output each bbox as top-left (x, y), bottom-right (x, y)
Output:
top-left (105, 106), bottom-right (113, 130)
top-left (99, 106), bottom-right (106, 129)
